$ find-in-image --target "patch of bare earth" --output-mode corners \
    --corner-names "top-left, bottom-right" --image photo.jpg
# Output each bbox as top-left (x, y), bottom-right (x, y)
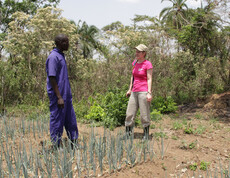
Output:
top-left (1, 92), bottom-right (229, 177)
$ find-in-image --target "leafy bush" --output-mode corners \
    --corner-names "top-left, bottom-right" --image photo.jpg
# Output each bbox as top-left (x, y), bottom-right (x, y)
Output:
top-left (151, 96), bottom-right (178, 114)
top-left (85, 103), bottom-right (106, 122)
top-left (78, 87), bottom-right (129, 129)
top-left (150, 109), bottom-right (162, 121)
top-left (100, 87), bottom-right (129, 128)
top-left (74, 99), bottom-right (90, 121)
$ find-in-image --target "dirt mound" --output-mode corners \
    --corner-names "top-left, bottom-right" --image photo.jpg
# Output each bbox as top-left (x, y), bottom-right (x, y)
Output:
top-left (179, 91), bottom-right (230, 118)
top-left (203, 91), bottom-right (230, 118)
top-left (204, 91), bottom-right (230, 109)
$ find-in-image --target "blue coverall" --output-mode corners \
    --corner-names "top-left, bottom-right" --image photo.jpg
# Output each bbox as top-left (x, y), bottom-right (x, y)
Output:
top-left (46, 48), bottom-right (78, 145)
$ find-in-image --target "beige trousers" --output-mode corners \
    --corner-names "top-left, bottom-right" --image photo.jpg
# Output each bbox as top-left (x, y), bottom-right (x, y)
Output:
top-left (125, 92), bottom-right (150, 128)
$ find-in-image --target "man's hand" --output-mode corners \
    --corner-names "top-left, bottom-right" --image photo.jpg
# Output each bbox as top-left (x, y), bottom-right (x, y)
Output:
top-left (58, 97), bottom-right (64, 108)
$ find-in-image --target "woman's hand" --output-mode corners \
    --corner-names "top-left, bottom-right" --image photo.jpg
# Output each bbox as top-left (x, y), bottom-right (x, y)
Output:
top-left (126, 90), bottom-right (132, 98)
top-left (146, 93), bottom-right (152, 102)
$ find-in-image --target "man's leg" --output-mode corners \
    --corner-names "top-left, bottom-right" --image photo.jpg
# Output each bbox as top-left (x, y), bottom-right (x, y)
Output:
top-left (50, 102), bottom-right (65, 147)
top-left (64, 99), bottom-right (78, 146)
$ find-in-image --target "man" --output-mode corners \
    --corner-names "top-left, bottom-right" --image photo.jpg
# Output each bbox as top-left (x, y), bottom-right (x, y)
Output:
top-left (46, 34), bottom-right (78, 148)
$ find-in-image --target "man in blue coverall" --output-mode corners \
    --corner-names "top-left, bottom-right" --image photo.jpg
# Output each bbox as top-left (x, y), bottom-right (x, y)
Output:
top-left (46, 34), bottom-right (78, 149)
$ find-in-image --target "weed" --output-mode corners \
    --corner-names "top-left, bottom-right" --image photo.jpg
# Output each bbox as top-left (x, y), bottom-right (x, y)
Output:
top-left (150, 124), bottom-right (156, 129)
top-left (171, 135), bottom-right (179, 140)
top-left (161, 163), bottom-right (167, 170)
top-left (200, 161), bottom-right (210, 171)
top-left (180, 140), bottom-right (188, 149)
top-left (189, 163), bottom-right (198, 171)
top-left (172, 121), bottom-right (183, 130)
top-left (189, 142), bottom-right (196, 149)
top-left (184, 127), bottom-right (193, 134)
top-left (154, 132), bottom-right (168, 140)
top-left (194, 125), bottom-right (206, 135)
top-left (184, 122), bottom-right (193, 134)
top-left (194, 113), bottom-right (202, 119)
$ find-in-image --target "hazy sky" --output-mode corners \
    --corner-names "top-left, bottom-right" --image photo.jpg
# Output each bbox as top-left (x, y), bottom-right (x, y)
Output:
top-left (58, 0), bottom-right (203, 29)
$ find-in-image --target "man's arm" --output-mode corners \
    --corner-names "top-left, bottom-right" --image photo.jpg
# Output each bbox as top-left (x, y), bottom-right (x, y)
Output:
top-left (49, 76), bottom-right (64, 108)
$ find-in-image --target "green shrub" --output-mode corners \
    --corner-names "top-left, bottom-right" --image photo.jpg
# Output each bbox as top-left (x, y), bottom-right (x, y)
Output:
top-left (85, 103), bottom-right (106, 122)
top-left (151, 96), bottom-right (178, 114)
top-left (150, 109), bottom-right (162, 121)
top-left (100, 87), bottom-right (129, 127)
top-left (79, 87), bottom-right (129, 129)
top-left (74, 99), bottom-right (90, 121)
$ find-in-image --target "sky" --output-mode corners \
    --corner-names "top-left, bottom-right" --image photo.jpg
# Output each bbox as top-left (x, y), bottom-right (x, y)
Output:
top-left (58, 0), bottom-right (203, 29)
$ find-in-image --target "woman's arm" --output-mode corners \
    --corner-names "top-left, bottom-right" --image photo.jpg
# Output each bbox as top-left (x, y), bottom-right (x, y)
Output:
top-left (126, 75), bottom-right (133, 97)
top-left (146, 68), bottom-right (153, 102)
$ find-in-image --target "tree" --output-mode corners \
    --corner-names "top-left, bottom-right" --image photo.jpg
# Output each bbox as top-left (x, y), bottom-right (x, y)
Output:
top-left (2, 7), bottom-right (80, 105)
top-left (75, 21), bottom-right (104, 59)
top-left (160, 0), bottom-right (189, 31)
top-left (0, 0), bottom-right (60, 59)
top-left (102, 21), bottom-right (123, 31)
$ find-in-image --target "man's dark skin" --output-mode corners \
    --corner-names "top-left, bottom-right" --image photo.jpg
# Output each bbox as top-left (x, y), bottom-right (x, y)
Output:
top-left (49, 34), bottom-right (69, 109)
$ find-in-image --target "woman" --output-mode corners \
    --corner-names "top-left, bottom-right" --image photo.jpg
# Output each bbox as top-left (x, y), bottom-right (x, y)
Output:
top-left (125, 44), bottom-right (153, 140)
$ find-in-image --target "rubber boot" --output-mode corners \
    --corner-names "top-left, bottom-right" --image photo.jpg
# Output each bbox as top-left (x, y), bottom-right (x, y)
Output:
top-left (143, 126), bottom-right (149, 140)
top-left (71, 139), bottom-right (79, 150)
top-left (125, 126), bottom-right (133, 138)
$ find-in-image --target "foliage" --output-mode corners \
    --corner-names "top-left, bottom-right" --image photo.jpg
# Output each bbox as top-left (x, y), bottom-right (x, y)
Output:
top-left (0, 0), bottom-right (60, 34)
top-left (151, 96), bottom-right (178, 114)
top-left (1, 7), bottom-right (80, 105)
top-left (85, 103), bottom-right (106, 122)
top-left (184, 127), bottom-right (193, 134)
top-left (1, 0), bottom-right (230, 121)
top-left (172, 121), bottom-right (183, 130)
top-left (160, 0), bottom-right (189, 31)
top-left (200, 161), bottom-right (210, 171)
top-left (150, 109), bottom-right (162, 122)
top-left (189, 163), bottom-right (198, 171)
top-left (100, 88), bottom-right (129, 128)
top-left (75, 21), bottom-right (106, 59)
top-left (177, 7), bottom-right (222, 57)
top-left (75, 87), bottom-right (129, 130)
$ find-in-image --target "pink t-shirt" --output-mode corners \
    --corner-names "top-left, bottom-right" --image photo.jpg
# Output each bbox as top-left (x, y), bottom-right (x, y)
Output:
top-left (132, 59), bottom-right (153, 92)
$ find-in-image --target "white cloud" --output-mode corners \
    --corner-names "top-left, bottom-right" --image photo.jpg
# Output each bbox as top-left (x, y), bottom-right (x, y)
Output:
top-left (117, 0), bottom-right (140, 3)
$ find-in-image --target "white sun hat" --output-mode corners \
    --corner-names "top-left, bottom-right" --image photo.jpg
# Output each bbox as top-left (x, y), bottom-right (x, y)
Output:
top-left (135, 44), bottom-right (148, 52)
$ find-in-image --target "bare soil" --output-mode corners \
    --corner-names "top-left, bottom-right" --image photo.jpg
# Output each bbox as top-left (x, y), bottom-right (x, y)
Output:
top-left (1, 92), bottom-right (230, 178)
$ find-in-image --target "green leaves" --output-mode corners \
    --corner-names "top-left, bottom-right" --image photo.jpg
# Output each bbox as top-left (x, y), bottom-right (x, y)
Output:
top-left (151, 96), bottom-right (178, 114)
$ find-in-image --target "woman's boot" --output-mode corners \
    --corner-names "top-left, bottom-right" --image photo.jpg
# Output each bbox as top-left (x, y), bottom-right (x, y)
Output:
top-left (143, 126), bottom-right (149, 140)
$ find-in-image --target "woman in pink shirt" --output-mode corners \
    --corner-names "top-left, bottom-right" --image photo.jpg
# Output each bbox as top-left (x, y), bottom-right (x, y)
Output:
top-left (125, 44), bottom-right (153, 140)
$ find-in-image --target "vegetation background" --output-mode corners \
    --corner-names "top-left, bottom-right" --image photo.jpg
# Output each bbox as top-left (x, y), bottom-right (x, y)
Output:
top-left (0, 1), bottom-right (229, 177)
top-left (0, 0), bottom-right (229, 126)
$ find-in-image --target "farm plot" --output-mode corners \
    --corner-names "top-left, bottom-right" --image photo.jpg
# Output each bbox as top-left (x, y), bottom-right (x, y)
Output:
top-left (0, 112), bottom-right (229, 178)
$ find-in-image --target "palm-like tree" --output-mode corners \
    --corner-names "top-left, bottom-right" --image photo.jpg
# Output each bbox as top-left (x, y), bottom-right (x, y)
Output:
top-left (75, 21), bottom-right (103, 59)
top-left (160, 0), bottom-right (189, 30)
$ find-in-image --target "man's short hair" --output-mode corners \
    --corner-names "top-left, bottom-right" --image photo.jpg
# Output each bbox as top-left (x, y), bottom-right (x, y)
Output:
top-left (54, 34), bottom-right (68, 46)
